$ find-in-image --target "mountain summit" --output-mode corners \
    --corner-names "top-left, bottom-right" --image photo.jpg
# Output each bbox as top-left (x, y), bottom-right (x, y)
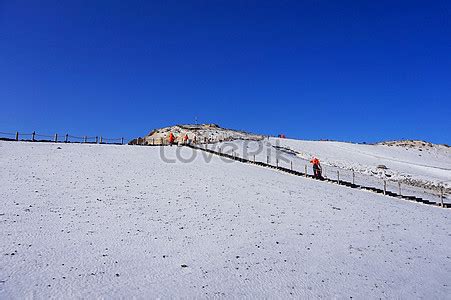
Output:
top-left (129, 124), bottom-right (264, 145)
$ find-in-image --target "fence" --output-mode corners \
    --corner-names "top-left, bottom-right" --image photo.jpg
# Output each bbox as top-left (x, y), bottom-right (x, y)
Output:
top-left (0, 131), bottom-right (125, 145)
top-left (1, 130), bottom-right (448, 208)
top-left (184, 142), bottom-right (449, 209)
top-left (129, 136), bottom-right (450, 208)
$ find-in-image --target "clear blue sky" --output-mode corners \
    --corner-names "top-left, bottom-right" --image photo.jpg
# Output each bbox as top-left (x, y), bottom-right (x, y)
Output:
top-left (1, 1), bottom-right (450, 143)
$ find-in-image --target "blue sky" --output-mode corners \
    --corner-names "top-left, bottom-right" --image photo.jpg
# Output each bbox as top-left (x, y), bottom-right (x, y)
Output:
top-left (1, 1), bottom-right (450, 143)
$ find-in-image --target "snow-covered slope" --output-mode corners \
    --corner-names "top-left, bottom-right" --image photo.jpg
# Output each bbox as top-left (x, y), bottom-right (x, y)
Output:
top-left (0, 141), bottom-right (450, 298)
top-left (269, 138), bottom-right (451, 189)
top-left (207, 138), bottom-right (451, 199)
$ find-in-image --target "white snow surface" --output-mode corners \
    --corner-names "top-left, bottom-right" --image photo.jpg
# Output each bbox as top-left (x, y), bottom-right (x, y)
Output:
top-left (269, 138), bottom-right (451, 188)
top-left (0, 141), bottom-right (450, 298)
top-left (207, 138), bottom-right (451, 198)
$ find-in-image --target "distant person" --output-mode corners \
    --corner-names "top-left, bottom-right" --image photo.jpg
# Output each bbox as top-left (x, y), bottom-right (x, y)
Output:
top-left (183, 134), bottom-right (188, 144)
top-left (310, 157), bottom-right (323, 179)
top-left (168, 132), bottom-right (175, 145)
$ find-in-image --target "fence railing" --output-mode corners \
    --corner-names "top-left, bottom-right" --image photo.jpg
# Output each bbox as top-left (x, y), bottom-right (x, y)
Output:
top-left (184, 143), bottom-right (449, 209)
top-left (0, 131), bottom-right (125, 145)
top-left (130, 136), bottom-right (449, 207)
top-left (2, 130), bottom-right (447, 208)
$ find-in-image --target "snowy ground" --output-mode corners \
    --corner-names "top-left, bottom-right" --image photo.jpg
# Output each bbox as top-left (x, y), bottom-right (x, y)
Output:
top-left (207, 138), bottom-right (451, 204)
top-left (0, 141), bottom-right (450, 298)
top-left (270, 138), bottom-right (451, 188)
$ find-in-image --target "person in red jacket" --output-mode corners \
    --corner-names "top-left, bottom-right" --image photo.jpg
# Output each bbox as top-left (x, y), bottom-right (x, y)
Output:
top-left (168, 132), bottom-right (175, 145)
top-left (183, 134), bottom-right (188, 144)
top-left (310, 157), bottom-right (322, 179)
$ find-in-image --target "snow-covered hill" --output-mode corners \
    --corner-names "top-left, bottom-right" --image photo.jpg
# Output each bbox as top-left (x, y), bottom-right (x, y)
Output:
top-left (206, 138), bottom-right (451, 200)
top-left (0, 141), bottom-right (450, 298)
top-left (133, 124), bottom-right (450, 194)
top-left (270, 138), bottom-right (451, 193)
top-left (130, 124), bottom-right (263, 145)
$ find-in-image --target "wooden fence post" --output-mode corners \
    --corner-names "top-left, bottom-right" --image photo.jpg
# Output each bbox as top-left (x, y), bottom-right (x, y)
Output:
top-left (253, 155), bottom-right (255, 163)
top-left (95, 136), bottom-right (98, 144)
top-left (398, 181), bottom-right (401, 196)
top-left (276, 159), bottom-right (278, 168)
top-left (32, 131), bottom-right (35, 142)
top-left (337, 171), bottom-right (340, 184)
top-left (383, 180), bottom-right (387, 195)
top-left (54, 133), bottom-right (58, 143)
top-left (65, 134), bottom-right (68, 143)
top-left (266, 156), bottom-right (269, 164)
top-left (290, 161), bottom-right (293, 171)
top-left (440, 186), bottom-right (444, 208)
top-left (152, 138), bottom-right (155, 145)
top-left (304, 165), bottom-right (307, 177)
top-left (15, 132), bottom-right (19, 141)
top-left (121, 138), bottom-right (124, 145)
top-left (100, 136), bottom-right (103, 144)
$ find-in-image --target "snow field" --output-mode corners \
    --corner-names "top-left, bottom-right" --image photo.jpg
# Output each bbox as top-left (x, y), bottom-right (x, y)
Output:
top-left (0, 141), bottom-right (450, 298)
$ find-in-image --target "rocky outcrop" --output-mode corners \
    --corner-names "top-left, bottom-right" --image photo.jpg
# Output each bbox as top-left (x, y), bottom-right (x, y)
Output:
top-left (130, 124), bottom-right (264, 145)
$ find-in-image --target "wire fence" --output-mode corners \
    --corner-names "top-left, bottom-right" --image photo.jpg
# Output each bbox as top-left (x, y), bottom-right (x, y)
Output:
top-left (0, 131), bottom-right (125, 145)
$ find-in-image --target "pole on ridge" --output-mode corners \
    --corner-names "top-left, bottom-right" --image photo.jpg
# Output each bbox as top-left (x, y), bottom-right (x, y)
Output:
top-left (15, 132), bottom-right (19, 141)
